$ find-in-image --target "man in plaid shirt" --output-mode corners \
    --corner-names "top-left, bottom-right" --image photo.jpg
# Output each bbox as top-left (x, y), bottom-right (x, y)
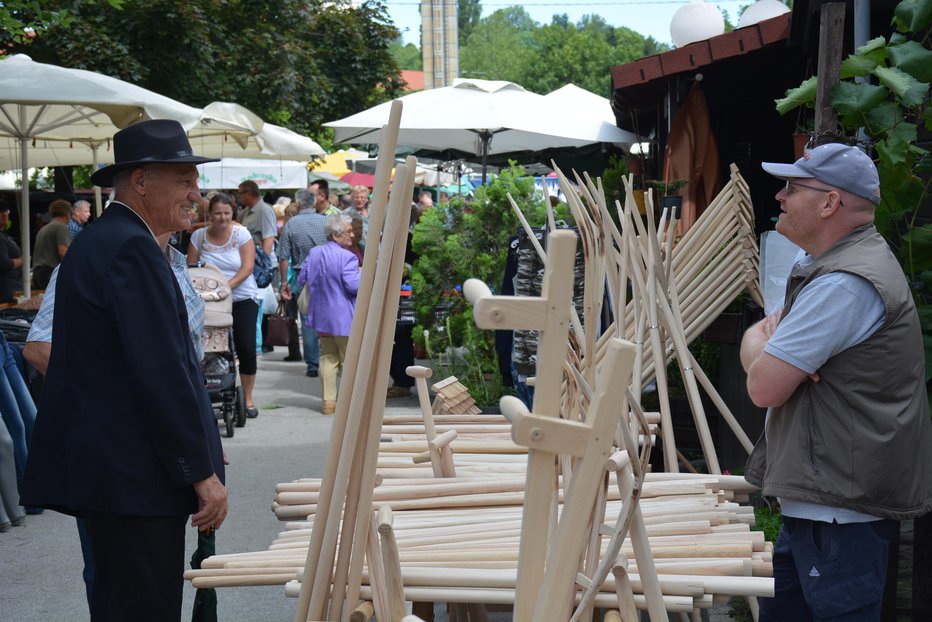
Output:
top-left (278, 188), bottom-right (328, 376)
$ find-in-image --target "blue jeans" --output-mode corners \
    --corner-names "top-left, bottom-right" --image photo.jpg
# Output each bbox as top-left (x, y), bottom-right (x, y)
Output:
top-left (0, 332), bottom-right (36, 488)
top-left (510, 359), bottom-right (534, 409)
top-left (300, 312), bottom-right (319, 372)
top-left (760, 515), bottom-right (895, 621)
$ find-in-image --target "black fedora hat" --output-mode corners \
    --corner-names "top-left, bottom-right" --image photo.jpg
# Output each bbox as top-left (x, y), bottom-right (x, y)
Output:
top-left (90, 119), bottom-right (220, 187)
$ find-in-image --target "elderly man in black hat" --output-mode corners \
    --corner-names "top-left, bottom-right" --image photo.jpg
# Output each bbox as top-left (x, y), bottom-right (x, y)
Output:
top-left (740, 143), bottom-right (932, 620)
top-left (22, 120), bottom-right (227, 622)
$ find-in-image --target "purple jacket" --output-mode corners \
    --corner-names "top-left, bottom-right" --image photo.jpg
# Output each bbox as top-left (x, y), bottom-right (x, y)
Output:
top-left (297, 240), bottom-right (360, 336)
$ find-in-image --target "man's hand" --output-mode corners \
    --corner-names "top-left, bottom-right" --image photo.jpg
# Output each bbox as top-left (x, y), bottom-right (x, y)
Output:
top-left (740, 312), bottom-right (781, 372)
top-left (191, 474), bottom-right (228, 533)
top-left (281, 282), bottom-right (292, 301)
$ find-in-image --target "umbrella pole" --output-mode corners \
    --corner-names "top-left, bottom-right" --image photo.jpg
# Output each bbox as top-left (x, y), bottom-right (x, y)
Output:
top-left (92, 142), bottom-right (103, 217)
top-left (18, 127), bottom-right (31, 299)
top-left (480, 132), bottom-right (489, 186)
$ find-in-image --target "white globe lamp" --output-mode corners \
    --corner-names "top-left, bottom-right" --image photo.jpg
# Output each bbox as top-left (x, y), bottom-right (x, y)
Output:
top-left (737, 0), bottom-right (791, 28)
top-left (670, 0), bottom-right (726, 47)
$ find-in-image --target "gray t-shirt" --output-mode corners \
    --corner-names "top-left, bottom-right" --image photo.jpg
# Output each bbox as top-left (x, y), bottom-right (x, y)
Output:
top-left (33, 220), bottom-right (69, 269)
top-left (240, 200), bottom-right (277, 262)
top-left (764, 254), bottom-right (886, 523)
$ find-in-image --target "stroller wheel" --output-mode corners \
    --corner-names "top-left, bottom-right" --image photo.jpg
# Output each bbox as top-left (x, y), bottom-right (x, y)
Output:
top-left (224, 405), bottom-right (235, 438)
top-left (235, 386), bottom-right (247, 428)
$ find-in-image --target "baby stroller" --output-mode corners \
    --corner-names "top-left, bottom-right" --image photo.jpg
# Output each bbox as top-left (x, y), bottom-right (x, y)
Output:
top-left (190, 263), bottom-right (246, 438)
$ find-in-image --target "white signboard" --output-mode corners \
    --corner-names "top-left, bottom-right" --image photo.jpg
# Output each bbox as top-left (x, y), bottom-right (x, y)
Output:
top-left (197, 158), bottom-right (308, 190)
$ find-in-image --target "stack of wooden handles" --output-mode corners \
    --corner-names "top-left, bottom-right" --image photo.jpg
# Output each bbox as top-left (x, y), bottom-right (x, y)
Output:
top-left (185, 144), bottom-right (774, 621)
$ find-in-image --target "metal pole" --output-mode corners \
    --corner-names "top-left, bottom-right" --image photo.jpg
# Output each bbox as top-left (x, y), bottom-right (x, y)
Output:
top-left (92, 142), bottom-right (103, 217)
top-left (19, 107), bottom-right (31, 298)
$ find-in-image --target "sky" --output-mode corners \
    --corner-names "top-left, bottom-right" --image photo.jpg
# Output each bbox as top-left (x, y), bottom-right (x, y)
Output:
top-left (383, 0), bottom-right (749, 48)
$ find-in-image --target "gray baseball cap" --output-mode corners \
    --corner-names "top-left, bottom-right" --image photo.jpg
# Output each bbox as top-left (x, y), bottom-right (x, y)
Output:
top-left (762, 143), bottom-right (880, 205)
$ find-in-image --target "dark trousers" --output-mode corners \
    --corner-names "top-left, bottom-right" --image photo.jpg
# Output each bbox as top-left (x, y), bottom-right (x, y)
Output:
top-left (83, 512), bottom-right (187, 622)
top-left (389, 323), bottom-right (415, 388)
top-left (231, 299), bottom-right (259, 375)
top-left (32, 265), bottom-right (53, 290)
top-left (760, 515), bottom-right (895, 621)
top-left (284, 297), bottom-right (302, 358)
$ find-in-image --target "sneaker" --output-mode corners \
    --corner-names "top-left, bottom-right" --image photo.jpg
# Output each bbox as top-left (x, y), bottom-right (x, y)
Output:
top-left (321, 401), bottom-right (336, 415)
top-left (386, 386), bottom-right (412, 398)
top-left (306, 369), bottom-right (319, 378)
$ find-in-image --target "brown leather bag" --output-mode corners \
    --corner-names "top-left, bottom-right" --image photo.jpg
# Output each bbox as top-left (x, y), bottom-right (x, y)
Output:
top-left (265, 302), bottom-right (293, 346)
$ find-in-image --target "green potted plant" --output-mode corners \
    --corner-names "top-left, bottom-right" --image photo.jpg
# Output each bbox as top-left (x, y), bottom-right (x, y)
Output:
top-left (646, 178), bottom-right (689, 216)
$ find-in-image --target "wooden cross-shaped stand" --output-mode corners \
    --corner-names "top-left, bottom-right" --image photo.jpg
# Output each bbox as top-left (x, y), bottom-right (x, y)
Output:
top-left (465, 230), bottom-right (579, 619)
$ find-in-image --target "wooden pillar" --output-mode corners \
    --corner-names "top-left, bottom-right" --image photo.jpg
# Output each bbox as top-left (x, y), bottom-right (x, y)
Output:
top-left (813, 2), bottom-right (846, 138)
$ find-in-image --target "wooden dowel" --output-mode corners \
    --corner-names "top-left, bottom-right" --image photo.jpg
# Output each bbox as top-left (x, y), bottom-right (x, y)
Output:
top-left (349, 601), bottom-right (375, 622)
top-left (378, 506), bottom-right (408, 621)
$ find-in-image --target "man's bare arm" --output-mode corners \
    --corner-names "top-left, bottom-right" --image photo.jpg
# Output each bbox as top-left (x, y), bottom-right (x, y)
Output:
top-left (23, 341), bottom-right (51, 376)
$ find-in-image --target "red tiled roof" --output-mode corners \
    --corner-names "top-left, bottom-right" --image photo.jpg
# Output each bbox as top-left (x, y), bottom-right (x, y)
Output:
top-left (400, 70), bottom-right (425, 92)
top-left (612, 13), bottom-right (791, 90)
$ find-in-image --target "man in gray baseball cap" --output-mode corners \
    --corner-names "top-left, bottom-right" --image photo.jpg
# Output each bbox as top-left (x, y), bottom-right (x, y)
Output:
top-left (740, 142), bottom-right (932, 620)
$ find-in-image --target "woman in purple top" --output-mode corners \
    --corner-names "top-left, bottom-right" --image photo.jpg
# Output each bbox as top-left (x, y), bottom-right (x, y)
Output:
top-left (298, 213), bottom-right (360, 415)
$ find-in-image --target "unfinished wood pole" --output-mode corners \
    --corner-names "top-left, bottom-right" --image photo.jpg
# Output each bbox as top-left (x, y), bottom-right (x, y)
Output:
top-left (349, 601), bottom-right (375, 622)
top-left (378, 506), bottom-right (408, 622)
top-left (626, 209), bottom-right (677, 471)
top-left (465, 231), bottom-right (578, 621)
top-left (342, 160), bottom-right (418, 614)
top-left (406, 365), bottom-right (444, 477)
top-left (612, 555), bottom-right (640, 622)
top-left (534, 339), bottom-right (637, 620)
top-left (617, 463), bottom-right (667, 621)
top-left (297, 100), bottom-right (403, 622)
top-left (366, 511), bottom-right (390, 622)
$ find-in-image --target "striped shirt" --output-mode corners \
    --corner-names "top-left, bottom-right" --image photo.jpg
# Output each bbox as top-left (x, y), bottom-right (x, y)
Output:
top-left (278, 209), bottom-right (328, 268)
top-left (27, 247), bottom-right (205, 361)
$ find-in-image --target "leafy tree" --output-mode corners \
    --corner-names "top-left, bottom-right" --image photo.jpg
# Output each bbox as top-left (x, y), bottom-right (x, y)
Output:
top-left (390, 38), bottom-right (423, 70)
top-left (521, 20), bottom-right (617, 95)
top-left (1, 0), bottom-right (122, 49)
top-left (459, 10), bottom-right (669, 92)
top-left (458, 0), bottom-right (482, 43)
top-left (11, 0), bottom-right (403, 137)
top-left (459, 7), bottom-right (537, 82)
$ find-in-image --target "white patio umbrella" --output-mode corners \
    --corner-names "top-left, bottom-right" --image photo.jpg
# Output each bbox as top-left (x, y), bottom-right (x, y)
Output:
top-left (324, 78), bottom-right (634, 183)
top-left (0, 53), bottom-right (204, 296)
top-left (325, 78), bottom-right (608, 183)
top-left (0, 53), bottom-right (323, 297)
top-left (543, 84), bottom-right (638, 146)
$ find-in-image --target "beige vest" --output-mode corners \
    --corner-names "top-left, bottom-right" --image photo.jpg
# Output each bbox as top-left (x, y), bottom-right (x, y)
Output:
top-left (745, 224), bottom-right (932, 520)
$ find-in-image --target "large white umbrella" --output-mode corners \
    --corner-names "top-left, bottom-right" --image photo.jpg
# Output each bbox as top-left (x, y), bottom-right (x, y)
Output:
top-left (324, 78), bottom-right (595, 182)
top-left (0, 53), bottom-right (205, 296)
top-left (325, 78), bottom-right (637, 182)
top-left (544, 84), bottom-right (637, 146)
top-left (0, 53), bottom-right (324, 297)
top-left (186, 103), bottom-right (324, 161)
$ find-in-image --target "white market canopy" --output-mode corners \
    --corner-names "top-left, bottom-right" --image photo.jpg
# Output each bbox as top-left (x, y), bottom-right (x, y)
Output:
top-left (0, 54), bottom-right (323, 296)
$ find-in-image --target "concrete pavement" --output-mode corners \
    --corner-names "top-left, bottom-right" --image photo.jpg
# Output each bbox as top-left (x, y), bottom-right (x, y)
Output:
top-left (1, 347), bottom-right (421, 621)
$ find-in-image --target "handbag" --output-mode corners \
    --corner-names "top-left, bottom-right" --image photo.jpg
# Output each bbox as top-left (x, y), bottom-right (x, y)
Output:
top-left (265, 302), bottom-right (293, 346)
top-left (253, 245), bottom-right (275, 288)
top-left (297, 283), bottom-right (311, 316)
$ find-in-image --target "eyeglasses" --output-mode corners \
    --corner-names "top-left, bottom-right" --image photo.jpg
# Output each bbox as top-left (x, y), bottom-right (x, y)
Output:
top-left (785, 180), bottom-right (833, 194)
top-left (784, 180), bottom-right (845, 208)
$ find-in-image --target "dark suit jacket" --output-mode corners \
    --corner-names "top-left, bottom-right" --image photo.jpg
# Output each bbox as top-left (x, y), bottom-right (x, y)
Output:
top-left (22, 202), bottom-right (224, 517)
